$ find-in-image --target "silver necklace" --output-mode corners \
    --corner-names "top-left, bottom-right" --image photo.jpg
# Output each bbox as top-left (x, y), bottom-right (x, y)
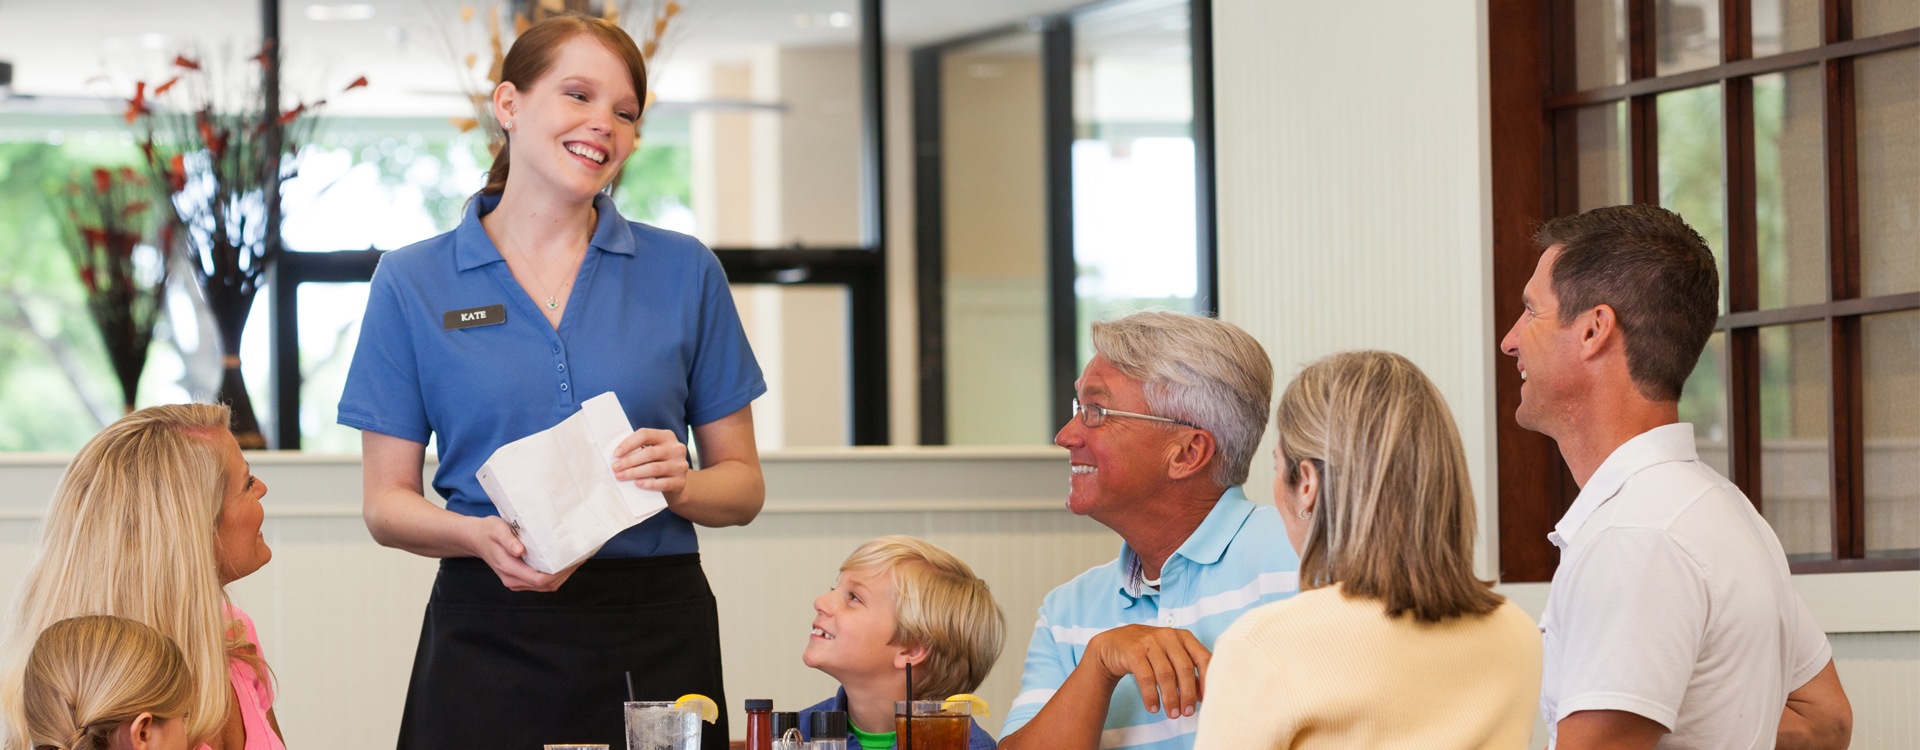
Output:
top-left (506, 210), bottom-right (594, 312)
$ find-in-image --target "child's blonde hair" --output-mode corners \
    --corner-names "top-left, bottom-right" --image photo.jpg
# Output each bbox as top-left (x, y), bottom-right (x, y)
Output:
top-left (840, 536), bottom-right (1005, 699)
top-left (21, 616), bottom-right (193, 750)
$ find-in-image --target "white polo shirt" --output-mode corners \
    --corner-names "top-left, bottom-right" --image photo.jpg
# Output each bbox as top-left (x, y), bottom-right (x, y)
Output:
top-left (1540, 423), bottom-right (1831, 749)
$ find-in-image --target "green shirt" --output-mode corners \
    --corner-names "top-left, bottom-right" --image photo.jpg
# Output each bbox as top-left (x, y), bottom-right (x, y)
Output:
top-left (849, 721), bottom-right (896, 750)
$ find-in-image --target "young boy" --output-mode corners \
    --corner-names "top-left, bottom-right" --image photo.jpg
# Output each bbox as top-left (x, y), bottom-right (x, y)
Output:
top-left (799, 535), bottom-right (1004, 750)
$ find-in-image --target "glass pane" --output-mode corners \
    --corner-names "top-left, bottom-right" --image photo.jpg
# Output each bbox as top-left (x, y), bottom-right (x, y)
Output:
top-left (1857, 49), bottom-right (1920, 298)
top-left (1755, 68), bottom-right (1827, 309)
top-left (733, 283), bottom-right (851, 450)
top-left (297, 283), bottom-right (370, 453)
top-left (1857, 0), bottom-right (1920, 39)
top-left (1862, 310), bottom-right (1920, 559)
top-left (1073, 0), bottom-right (1198, 366)
top-left (941, 31), bottom-right (1052, 446)
top-left (1760, 322), bottom-right (1832, 561)
top-left (1755, 0), bottom-right (1823, 56)
top-left (1575, 102), bottom-right (1630, 211)
top-left (1658, 85), bottom-right (1728, 315)
top-left (1681, 331), bottom-right (1731, 476)
top-left (1657, 0), bottom-right (1722, 77)
top-left (1575, 0), bottom-right (1629, 89)
top-left (0, 137), bottom-right (207, 451)
top-left (286, 126), bottom-right (491, 252)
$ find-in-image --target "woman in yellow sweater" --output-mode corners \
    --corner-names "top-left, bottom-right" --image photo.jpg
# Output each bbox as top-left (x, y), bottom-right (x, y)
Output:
top-left (1193, 350), bottom-right (1541, 749)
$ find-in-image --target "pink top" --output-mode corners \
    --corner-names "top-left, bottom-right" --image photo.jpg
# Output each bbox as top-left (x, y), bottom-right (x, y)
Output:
top-left (197, 604), bottom-right (284, 750)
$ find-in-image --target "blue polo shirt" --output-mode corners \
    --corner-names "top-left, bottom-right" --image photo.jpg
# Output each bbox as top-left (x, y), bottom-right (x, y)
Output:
top-left (337, 192), bottom-right (766, 558)
top-left (999, 487), bottom-right (1298, 750)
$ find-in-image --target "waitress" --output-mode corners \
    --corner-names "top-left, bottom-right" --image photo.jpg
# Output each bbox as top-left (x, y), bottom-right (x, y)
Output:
top-left (338, 13), bottom-right (762, 750)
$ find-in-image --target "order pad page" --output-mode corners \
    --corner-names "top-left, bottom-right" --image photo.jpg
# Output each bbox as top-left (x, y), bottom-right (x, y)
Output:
top-left (474, 391), bottom-right (668, 573)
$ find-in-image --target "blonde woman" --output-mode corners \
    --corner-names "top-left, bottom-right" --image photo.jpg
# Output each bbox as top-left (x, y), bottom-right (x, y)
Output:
top-left (21, 616), bottom-right (193, 750)
top-left (1193, 351), bottom-right (1541, 749)
top-left (1, 404), bottom-right (281, 750)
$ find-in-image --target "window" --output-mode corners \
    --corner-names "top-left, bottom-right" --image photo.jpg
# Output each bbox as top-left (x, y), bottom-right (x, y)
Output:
top-left (1489, 0), bottom-right (1919, 578)
top-left (912, 0), bottom-right (1217, 445)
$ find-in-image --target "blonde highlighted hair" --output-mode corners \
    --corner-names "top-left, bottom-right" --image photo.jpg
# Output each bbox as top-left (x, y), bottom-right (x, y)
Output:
top-left (1276, 351), bottom-right (1502, 622)
top-left (21, 616), bottom-right (193, 750)
top-left (2, 404), bottom-right (262, 749)
top-left (840, 536), bottom-right (1004, 700)
top-left (1091, 311), bottom-right (1273, 488)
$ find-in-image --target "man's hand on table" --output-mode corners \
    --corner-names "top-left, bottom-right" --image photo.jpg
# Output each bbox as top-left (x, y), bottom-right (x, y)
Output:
top-left (1086, 624), bottom-right (1212, 718)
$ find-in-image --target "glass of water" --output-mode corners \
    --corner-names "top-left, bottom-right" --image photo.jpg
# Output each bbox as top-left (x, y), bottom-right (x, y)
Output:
top-left (624, 701), bottom-right (702, 750)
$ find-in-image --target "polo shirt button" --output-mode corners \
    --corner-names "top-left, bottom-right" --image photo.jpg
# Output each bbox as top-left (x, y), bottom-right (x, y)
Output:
top-left (1162, 615), bottom-right (1173, 626)
top-left (560, 382), bottom-right (570, 392)
top-left (556, 363), bottom-right (566, 372)
top-left (552, 344), bottom-right (560, 354)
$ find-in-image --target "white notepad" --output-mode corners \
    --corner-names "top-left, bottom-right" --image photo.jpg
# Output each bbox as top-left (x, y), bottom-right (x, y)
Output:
top-left (474, 392), bottom-right (667, 574)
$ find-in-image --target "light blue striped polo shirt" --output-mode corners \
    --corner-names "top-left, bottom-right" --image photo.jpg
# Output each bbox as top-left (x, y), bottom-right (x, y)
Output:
top-left (1001, 486), bottom-right (1299, 750)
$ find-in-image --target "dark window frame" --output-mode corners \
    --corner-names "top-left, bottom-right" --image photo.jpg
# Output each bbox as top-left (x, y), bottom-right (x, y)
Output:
top-left (1488, 0), bottom-right (1920, 581)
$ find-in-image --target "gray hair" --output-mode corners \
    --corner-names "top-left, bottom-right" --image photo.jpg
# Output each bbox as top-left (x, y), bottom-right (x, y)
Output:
top-left (1091, 311), bottom-right (1273, 487)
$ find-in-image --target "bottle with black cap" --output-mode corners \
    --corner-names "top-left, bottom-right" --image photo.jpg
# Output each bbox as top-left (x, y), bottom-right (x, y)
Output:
top-left (770, 711), bottom-right (802, 750)
top-left (743, 699), bottom-right (774, 750)
top-left (809, 710), bottom-right (849, 750)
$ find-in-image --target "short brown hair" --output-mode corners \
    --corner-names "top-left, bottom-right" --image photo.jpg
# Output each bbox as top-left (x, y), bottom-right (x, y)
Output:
top-left (1277, 351), bottom-right (1502, 623)
top-left (1536, 204), bottom-right (1720, 401)
top-left (481, 13), bottom-right (649, 196)
top-left (840, 536), bottom-right (1004, 700)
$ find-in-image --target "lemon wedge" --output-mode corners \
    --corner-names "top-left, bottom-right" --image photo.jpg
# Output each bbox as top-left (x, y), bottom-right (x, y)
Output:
top-left (674, 693), bottom-right (720, 724)
top-left (945, 693), bottom-right (990, 718)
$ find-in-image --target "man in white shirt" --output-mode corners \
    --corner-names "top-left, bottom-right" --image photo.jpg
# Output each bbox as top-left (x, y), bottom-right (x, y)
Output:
top-left (1500, 204), bottom-right (1852, 750)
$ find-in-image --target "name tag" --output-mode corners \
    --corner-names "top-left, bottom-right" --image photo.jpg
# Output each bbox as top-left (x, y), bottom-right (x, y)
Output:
top-left (443, 304), bottom-right (507, 330)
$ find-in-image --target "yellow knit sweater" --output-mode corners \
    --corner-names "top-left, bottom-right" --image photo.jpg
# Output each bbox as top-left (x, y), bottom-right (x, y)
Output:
top-left (1193, 585), bottom-right (1542, 749)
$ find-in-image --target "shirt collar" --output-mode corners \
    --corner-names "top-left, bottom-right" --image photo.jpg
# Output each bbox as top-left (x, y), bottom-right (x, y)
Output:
top-left (1549, 422), bottom-right (1699, 548)
top-left (1117, 486), bottom-right (1255, 600)
top-left (453, 192), bottom-right (633, 272)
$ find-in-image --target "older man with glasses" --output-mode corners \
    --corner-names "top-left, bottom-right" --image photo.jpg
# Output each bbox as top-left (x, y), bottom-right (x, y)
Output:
top-left (998, 311), bottom-right (1299, 750)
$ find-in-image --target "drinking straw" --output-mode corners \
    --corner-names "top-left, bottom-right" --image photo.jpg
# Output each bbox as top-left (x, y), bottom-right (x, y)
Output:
top-left (625, 671), bottom-right (636, 702)
top-left (904, 662), bottom-right (914, 750)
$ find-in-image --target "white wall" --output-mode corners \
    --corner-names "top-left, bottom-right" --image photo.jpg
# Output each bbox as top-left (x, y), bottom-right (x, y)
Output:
top-left (1211, 0), bottom-right (1918, 744)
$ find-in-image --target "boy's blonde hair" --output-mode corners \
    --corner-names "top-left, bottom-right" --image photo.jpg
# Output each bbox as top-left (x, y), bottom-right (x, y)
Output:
top-left (840, 536), bottom-right (1004, 700)
top-left (22, 616), bottom-right (194, 750)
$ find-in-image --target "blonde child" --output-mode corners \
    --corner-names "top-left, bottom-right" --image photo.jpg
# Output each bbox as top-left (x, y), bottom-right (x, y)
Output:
top-left (800, 536), bottom-right (1004, 750)
top-left (21, 616), bottom-right (194, 750)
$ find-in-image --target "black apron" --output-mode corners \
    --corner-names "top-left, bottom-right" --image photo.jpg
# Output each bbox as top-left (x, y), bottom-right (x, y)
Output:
top-left (397, 554), bottom-right (731, 750)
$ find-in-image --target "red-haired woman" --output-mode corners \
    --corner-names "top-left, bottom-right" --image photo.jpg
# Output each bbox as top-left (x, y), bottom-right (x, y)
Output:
top-left (338, 13), bottom-right (763, 750)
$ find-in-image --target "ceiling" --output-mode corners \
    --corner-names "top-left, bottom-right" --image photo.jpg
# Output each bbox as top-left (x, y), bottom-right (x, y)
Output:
top-left (0, 0), bottom-right (1115, 116)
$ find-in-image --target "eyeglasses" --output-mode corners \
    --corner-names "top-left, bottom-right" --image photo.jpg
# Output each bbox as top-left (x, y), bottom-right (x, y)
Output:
top-left (1071, 398), bottom-right (1199, 429)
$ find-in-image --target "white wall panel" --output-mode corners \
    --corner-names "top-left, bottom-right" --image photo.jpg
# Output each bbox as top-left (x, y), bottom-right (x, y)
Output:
top-left (1212, 0), bottom-right (1499, 576)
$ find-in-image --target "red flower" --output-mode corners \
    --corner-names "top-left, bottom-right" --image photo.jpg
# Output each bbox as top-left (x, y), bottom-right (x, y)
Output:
top-left (278, 103), bottom-right (308, 126)
top-left (344, 75), bottom-right (369, 91)
top-left (153, 76), bottom-right (181, 96)
top-left (92, 168), bottom-right (112, 194)
top-left (79, 266), bottom-right (97, 291)
top-left (174, 55), bottom-right (201, 71)
top-left (168, 154), bottom-right (187, 192)
top-left (124, 81), bottom-right (148, 124)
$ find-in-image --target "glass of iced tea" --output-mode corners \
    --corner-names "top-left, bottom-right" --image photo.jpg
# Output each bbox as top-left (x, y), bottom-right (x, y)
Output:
top-left (894, 700), bottom-right (969, 750)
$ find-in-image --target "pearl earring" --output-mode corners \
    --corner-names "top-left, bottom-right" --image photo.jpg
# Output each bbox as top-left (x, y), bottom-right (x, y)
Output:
top-left (504, 120), bottom-right (514, 131)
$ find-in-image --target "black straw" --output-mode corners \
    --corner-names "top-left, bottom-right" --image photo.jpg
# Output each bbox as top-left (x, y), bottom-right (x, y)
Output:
top-left (626, 671), bottom-right (636, 703)
top-left (904, 662), bottom-right (914, 750)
